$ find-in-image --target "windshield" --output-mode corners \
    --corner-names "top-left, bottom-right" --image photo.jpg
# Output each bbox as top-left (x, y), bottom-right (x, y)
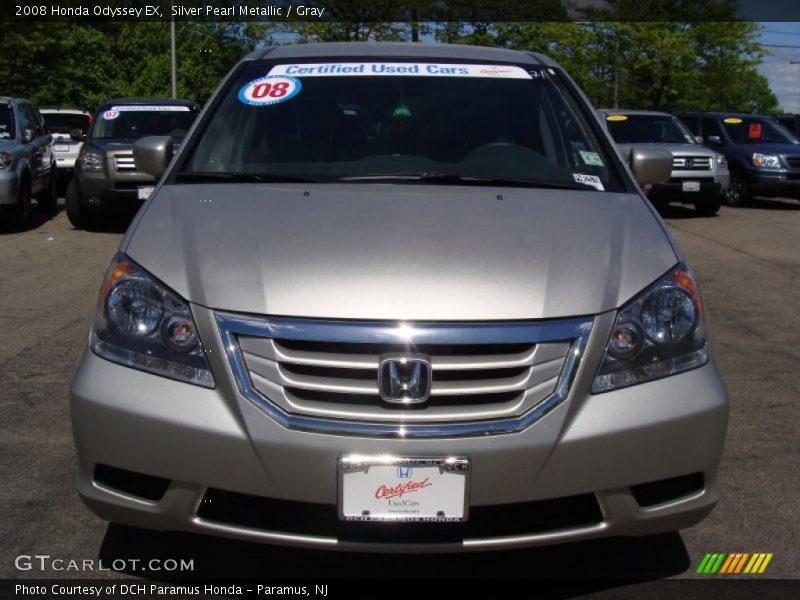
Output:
top-left (43, 112), bottom-right (91, 134)
top-left (182, 60), bottom-right (620, 191)
top-left (721, 117), bottom-right (798, 145)
top-left (605, 114), bottom-right (695, 144)
top-left (91, 105), bottom-right (198, 140)
top-left (0, 104), bottom-right (15, 140)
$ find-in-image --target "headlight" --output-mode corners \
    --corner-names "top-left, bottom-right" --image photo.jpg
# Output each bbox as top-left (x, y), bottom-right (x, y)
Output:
top-left (592, 263), bottom-right (708, 393)
top-left (91, 253), bottom-right (214, 388)
top-left (716, 154), bottom-right (727, 169)
top-left (752, 153), bottom-right (780, 168)
top-left (0, 151), bottom-right (12, 171)
top-left (79, 149), bottom-right (103, 171)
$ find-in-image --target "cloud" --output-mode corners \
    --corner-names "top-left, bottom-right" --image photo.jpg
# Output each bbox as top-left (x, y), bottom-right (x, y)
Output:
top-left (758, 57), bottom-right (800, 112)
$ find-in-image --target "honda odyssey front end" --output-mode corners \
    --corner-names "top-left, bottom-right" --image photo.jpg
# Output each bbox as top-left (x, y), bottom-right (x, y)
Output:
top-left (70, 42), bottom-right (728, 551)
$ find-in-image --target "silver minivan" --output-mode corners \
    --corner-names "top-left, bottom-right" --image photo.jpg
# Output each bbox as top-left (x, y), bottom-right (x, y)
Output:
top-left (70, 43), bottom-right (729, 551)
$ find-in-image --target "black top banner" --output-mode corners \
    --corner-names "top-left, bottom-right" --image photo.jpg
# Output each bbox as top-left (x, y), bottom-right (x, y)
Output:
top-left (5, 0), bottom-right (800, 23)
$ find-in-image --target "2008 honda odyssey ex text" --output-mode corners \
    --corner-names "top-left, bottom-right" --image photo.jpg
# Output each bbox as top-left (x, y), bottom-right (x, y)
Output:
top-left (70, 43), bottom-right (729, 552)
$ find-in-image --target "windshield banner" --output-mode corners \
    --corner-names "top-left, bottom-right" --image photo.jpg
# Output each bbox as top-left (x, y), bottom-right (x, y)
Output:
top-left (268, 63), bottom-right (534, 79)
top-left (109, 105), bottom-right (192, 111)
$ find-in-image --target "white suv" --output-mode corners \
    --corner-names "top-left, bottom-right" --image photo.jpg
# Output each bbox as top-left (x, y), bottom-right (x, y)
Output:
top-left (40, 107), bottom-right (91, 186)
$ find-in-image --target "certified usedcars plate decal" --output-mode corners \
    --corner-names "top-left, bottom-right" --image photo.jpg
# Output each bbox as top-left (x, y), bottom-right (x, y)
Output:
top-left (238, 75), bottom-right (303, 106)
top-left (268, 63), bottom-right (533, 79)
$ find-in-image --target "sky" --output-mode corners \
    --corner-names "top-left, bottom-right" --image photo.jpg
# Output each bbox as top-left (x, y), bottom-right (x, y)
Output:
top-left (272, 21), bottom-right (800, 114)
top-left (757, 22), bottom-right (800, 113)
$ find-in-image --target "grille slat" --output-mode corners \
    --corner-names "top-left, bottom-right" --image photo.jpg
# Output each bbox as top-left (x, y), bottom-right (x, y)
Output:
top-left (672, 156), bottom-right (712, 170)
top-left (239, 337), bottom-right (569, 371)
top-left (113, 154), bottom-right (137, 172)
top-left (786, 155), bottom-right (800, 168)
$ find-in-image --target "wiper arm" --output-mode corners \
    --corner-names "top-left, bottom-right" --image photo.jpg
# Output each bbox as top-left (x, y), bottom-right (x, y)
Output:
top-left (175, 172), bottom-right (320, 184)
top-left (339, 172), bottom-right (597, 190)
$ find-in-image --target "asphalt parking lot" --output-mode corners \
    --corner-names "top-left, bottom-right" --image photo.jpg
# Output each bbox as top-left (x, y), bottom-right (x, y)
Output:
top-left (1, 197), bottom-right (798, 587)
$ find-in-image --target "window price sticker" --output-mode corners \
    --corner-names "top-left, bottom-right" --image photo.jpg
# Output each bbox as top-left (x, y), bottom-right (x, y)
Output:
top-left (238, 75), bottom-right (302, 106)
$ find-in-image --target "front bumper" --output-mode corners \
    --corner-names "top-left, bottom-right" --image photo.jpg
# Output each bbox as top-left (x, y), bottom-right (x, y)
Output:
top-left (0, 170), bottom-right (20, 206)
top-left (747, 168), bottom-right (800, 195)
top-left (75, 171), bottom-right (155, 210)
top-left (650, 178), bottom-right (722, 202)
top-left (70, 308), bottom-right (729, 552)
top-left (54, 153), bottom-right (78, 173)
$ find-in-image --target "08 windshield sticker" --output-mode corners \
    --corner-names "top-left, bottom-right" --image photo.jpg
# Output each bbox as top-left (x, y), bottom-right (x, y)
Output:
top-left (573, 173), bottom-right (605, 191)
top-left (102, 110), bottom-right (119, 120)
top-left (238, 75), bottom-right (302, 106)
top-left (268, 63), bottom-right (532, 79)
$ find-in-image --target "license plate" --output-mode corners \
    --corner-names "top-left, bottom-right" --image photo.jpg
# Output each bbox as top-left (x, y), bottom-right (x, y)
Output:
top-left (339, 456), bottom-right (469, 522)
top-left (682, 181), bottom-right (701, 192)
top-left (137, 186), bottom-right (155, 200)
top-left (54, 144), bottom-right (69, 152)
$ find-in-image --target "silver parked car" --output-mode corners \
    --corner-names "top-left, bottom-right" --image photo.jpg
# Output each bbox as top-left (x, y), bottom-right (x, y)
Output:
top-left (599, 109), bottom-right (730, 216)
top-left (71, 43), bottom-right (729, 551)
top-left (39, 107), bottom-right (92, 190)
top-left (0, 97), bottom-right (57, 228)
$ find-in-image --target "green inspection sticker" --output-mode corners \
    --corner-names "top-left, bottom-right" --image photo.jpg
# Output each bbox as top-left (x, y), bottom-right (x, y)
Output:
top-left (580, 150), bottom-right (604, 166)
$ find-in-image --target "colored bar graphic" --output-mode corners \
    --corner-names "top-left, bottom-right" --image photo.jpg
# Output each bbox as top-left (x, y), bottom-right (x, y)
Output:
top-left (734, 553), bottom-right (750, 573)
top-left (703, 552), bottom-right (773, 575)
top-left (758, 554), bottom-right (773, 573)
top-left (719, 554), bottom-right (736, 574)
top-left (710, 553), bottom-right (726, 573)
top-left (697, 553), bottom-right (713, 573)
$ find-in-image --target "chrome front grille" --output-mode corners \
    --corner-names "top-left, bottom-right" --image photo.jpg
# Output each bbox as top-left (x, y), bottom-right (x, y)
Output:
top-left (217, 313), bottom-right (593, 438)
top-left (113, 154), bottom-right (136, 171)
top-left (672, 156), bottom-right (712, 170)
top-left (238, 337), bottom-right (570, 422)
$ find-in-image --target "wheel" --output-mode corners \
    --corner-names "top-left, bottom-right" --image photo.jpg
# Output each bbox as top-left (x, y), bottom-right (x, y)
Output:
top-left (65, 180), bottom-right (93, 229)
top-left (9, 177), bottom-right (32, 230)
top-left (37, 166), bottom-right (58, 213)
top-left (725, 171), bottom-right (750, 206)
top-left (694, 197), bottom-right (722, 216)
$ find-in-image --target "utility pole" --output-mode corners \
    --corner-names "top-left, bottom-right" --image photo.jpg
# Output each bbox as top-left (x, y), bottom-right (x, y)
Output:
top-left (170, 18), bottom-right (177, 98)
top-left (791, 61), bottom-right (800, 113)
top-left (613, 25), bottom-right (619, 108)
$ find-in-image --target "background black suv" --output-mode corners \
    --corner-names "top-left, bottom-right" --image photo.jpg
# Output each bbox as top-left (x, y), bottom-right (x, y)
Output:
top-left (66, 97), bottom-right (199, 229)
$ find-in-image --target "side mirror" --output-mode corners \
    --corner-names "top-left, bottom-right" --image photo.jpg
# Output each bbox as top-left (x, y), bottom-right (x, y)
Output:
top-left (22, 129), bottom-right (34, 143)
top-left (630, 146), bottom-right (673, 186)
top-left (133, 136), bottom-right (173, 178)
top-left (694, 136), bottom-right (704, 144)
top-left (70, 128), bottom-right (85, 142)
top-left (706, 135), bottom-right (722, 145)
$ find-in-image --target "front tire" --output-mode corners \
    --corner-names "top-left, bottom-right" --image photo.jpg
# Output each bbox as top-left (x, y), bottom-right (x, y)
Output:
top-left (9, 178), bottom-right (32, 231)
top-left (694, 197), bottom-right (722, 216)
top-left (65, 180), bottom-right (93, 230)
top-left (725, 171), bottom-right (750, 206)
top-left (37, 166), bottom-right (58, 213)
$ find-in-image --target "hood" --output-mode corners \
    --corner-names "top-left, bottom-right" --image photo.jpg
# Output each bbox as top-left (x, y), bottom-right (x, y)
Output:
top-left (87, 138), bottom-right (185, 152)
top-left (728, 142), bottom-right (800, 155)
top-left (124, 183), bottom-right (678, 321)
top-left (615, 142), bottom-right (716, 157)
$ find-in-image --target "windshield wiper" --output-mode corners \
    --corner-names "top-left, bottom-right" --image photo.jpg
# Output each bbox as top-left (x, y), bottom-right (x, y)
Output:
top-left (339, 172), bottom-right (598, 190)
top-left (175, 172), bottom-right (320, 184)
